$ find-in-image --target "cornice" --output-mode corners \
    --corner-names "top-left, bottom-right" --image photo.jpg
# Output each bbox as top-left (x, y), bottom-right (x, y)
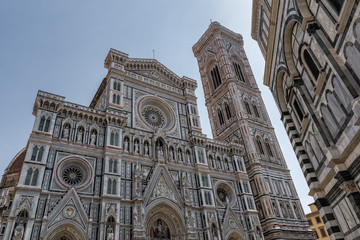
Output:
top-left (192, 22), bottom-right (243, 58)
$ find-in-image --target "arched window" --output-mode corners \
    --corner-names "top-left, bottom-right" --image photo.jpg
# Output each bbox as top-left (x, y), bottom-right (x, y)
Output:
top-left (112, 179), bottom-right (116, 194)
top-left (38, 116), bottom-right (45, 131)
top-left (116, 95), bottom-right (120, 105)
top-left (113, 160), bottom-right (118, 173)
top-left (31, 146), bottom-right (38, 161)
top-left (107, 179), bottom-right (112, 194)
top-left (44, 117), bottom-right (51, 132)
top-left (113, 81), bottom-right (117, 90)
top-left (112, 94), bottom-right (116, 104)
top-left (114, 132), bottom-right (119, 146)
top-left (25, 168), bottom-right (33, 185)
top-left (256, 138), bottom-right (265, 155)
top-left (25, 168), bottom-right (38, 186)
top-left (109, 159), bottom-right (113, 172)
top-left (293, 99), bottom-right (304, 122)
top-left (110, 132), bottom-right (115, 145)
top-left (37, 147), bottom-right (44, 161)
top-left (252, 103), bottom-right (260, 118)
top-left (218, 110), bottom-right (225, 126)
top-left (198, 149), bottom-right (204, 163)
top-left (31, 169), bottom-right (39, 186)
top-left (233, 62), bottom-right (245, 82)
top-left (225, 103), bottom-right (232, 119)
top-left (210, 65), bottom-right (222, 89)
top-left (244, 101), bottom-right (251, 115)
top-left (265, 141), bottom-right (273, 157)
top-left (304, 49), bottom-right (320, 80)
top-left (117, 82), bottom-right (121, 91)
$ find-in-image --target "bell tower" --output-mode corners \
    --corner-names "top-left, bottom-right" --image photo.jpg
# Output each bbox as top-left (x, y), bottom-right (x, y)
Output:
top-left (193, 22), bottom-right (313, 239)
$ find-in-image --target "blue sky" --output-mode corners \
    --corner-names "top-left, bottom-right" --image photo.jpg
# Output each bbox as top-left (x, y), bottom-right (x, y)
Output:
top-left (0, 0), bottom-right (313, 213)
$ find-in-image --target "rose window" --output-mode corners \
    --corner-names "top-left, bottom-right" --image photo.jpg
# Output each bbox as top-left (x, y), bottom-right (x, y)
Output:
top-left (217, 188), bottom-right (228, 203)
top-left (56, 157), bottom-right (92, 189)
top-left (62, 165), bottom-right (84, 186)
top-left (215, 182), bottom-right (235, 206)
top-left (141, 106), bottom-right (165, 128)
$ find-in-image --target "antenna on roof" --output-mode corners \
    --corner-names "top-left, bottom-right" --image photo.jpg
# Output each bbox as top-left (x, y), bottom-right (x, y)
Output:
top-left (152, 50), bottom-right (155, 59)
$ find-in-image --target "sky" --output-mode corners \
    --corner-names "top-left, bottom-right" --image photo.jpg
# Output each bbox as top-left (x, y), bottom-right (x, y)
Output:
top-left (0, 0), bottom-right (313, 213)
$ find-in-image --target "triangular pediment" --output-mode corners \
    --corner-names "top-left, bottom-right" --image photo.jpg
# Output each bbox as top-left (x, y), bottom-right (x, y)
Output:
top-left (222, 208), bottom-right (246, 239)
top-left (143, 164), bottom-right (183, 208)
top-left (124, 59), bottom-right (196, 90)
top-left (47, 188), bottom-right (88, 231)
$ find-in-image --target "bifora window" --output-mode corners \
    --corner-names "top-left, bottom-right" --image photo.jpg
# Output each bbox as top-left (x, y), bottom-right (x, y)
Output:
top-left (210, 65), bottom-right (222, 89)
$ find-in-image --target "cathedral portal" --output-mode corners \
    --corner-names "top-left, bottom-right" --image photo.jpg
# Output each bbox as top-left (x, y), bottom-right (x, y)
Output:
top-left (145, 202), bottom-right (185, 240)
top-left (45, 224), bottom-right (86, 240)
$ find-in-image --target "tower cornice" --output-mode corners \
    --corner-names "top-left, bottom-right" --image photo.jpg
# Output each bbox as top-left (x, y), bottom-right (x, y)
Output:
top-left (192, 22), bottom-right (243, 57)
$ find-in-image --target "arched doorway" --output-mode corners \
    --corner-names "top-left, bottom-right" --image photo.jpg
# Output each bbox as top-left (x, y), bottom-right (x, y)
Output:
top-left (226, 231), bottom-right (245, 240)
top-left (145, 202), bottom-right (185, 240)
top-left (45, 223), bottom-right (86, 240)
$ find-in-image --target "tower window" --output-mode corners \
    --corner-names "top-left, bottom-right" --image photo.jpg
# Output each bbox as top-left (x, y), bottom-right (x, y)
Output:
top-left (252, 104), bottom-right (260, 118)
top-left (293, 99), bottom-right (304, 122)
top-left (38, 117), bottom-right (45, 131)
top-left (244, 101), bottom-right (252, 115)
top-left (233, 62), bottom-right (245, 82)
top-left (107, 178), bottom-right (117, 195)
top-left (225, 103), bottom-right (232, 119)
top-left (304, 49), bottom-right (320, 80)
top-left (265, 141), bottom-right (273, 157)
top-left (256, 138), bottom-right (265, 155)
top-left (25, 168), bottom-right (39, 186)
top-left (218, 110), bottom-right (225, 126)
top-left (44, 117), bottom-right (51, 132)
top-left (210, 65), bottom-right (222, 89)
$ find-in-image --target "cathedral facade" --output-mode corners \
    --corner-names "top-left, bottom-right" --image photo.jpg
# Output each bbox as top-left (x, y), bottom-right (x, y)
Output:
top-left (251, 0), bottom-right (360, 239)
top-left (0, 23), bottom-right (312, 240)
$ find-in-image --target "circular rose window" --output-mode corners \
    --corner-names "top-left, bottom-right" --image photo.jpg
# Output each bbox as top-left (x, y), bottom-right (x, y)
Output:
top-left (56, 157), bottom-right (93, 190)
top-left (137, 96), bottom-right (175, 131)
top-left (62, 165), bottom-right (84, 185)
top-left (215, 181), bottom-right (235, 206)
top-left (217, 188), bottom-right (229, 203)
top-left (141, 106), bottom-right (165, 128)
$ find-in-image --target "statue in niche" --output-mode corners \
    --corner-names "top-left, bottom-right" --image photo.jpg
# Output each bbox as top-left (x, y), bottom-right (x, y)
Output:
top-left (178, 150), bottom-right (182, 162)
top-left (124, 138), bottom-right (129, 152)
top-left (169, 149), bottom-right (173, 161)
top-left (212, 226), bottom-right (218, 240)
top-left (62, 125), bottom-right (70, 140)
top-left (106, 226), bottom-right (114, 240)
top-left (76, 129), bottom-right (83, 143)
top-left (186, 152), bottom-right (190, 163)
top-left (144, 142), bottom-right (149, 156)
top-left (90, 131), bottom-right (97, 146)
top-left (134, 141), bottom-right (139, 154)
top-left (157, 144), bottom-right (163, 158)
top-left (13, 223), bottom-right (24, 240)
top-left (54, 126), bottom-right (60, 138)
top-left (150, 219), bottom-right (170, 239)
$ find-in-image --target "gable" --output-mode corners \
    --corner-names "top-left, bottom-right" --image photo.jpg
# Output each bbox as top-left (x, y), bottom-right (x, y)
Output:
top-left (47, 188), bottom-right (88, 231)
top-left (143, 164), bottom-right (183, 208)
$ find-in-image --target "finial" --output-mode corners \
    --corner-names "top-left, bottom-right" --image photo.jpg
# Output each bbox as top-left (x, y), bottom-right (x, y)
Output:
top-left (152, 50), bottom-right (155, 59)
